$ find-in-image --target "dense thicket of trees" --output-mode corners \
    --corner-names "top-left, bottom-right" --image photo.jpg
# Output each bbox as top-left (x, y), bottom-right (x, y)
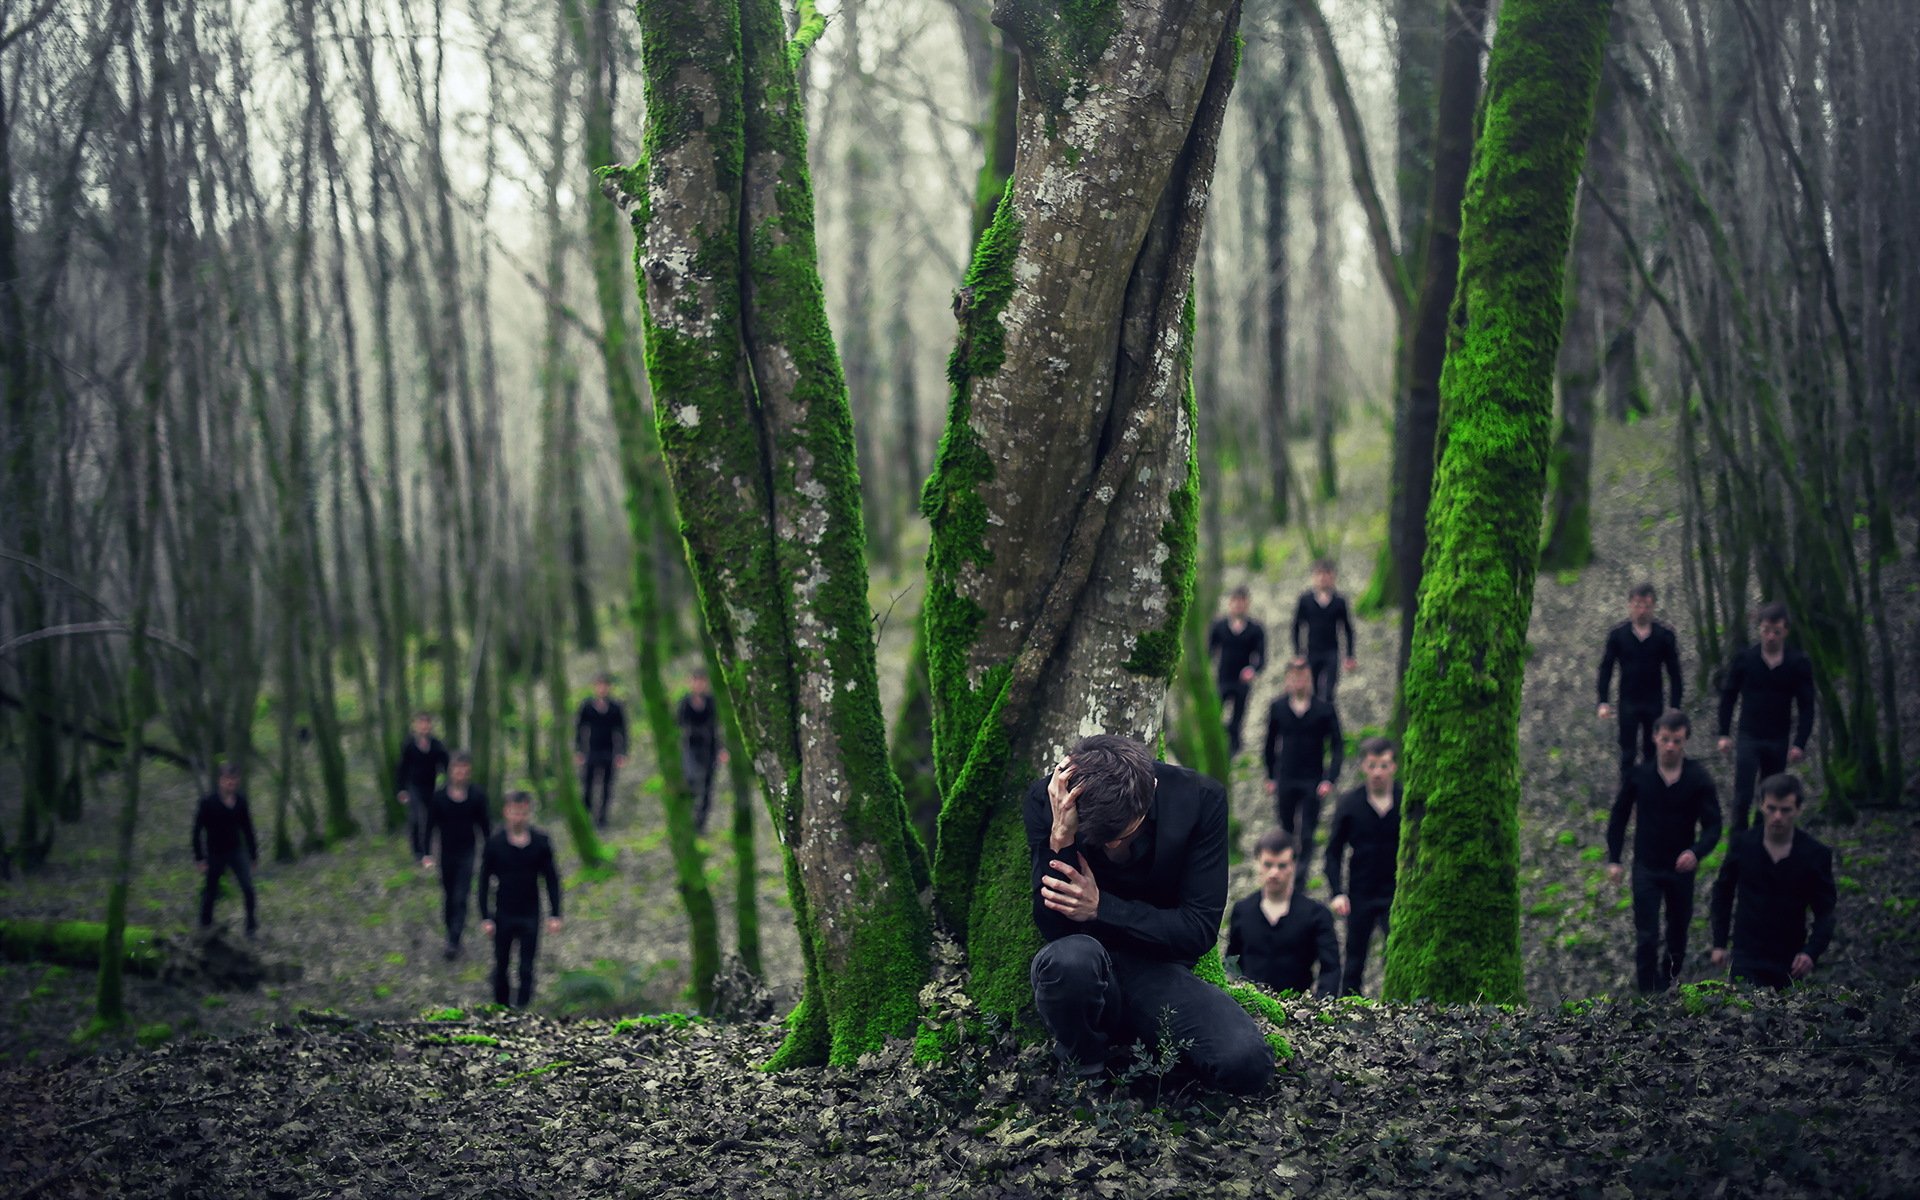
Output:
top-left (1, 0), bottom-right (1913, 1035)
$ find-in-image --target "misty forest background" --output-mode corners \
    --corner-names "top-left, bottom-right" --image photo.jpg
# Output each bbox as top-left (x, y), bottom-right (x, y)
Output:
top-left (1, 0), bottom-right (1919, 1191)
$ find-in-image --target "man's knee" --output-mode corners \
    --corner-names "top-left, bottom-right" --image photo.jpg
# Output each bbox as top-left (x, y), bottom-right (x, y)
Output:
top-left (1204, 1025), bottom-right (1275, 1095)
top-left (1032, 935), bottom-right (1109, 994)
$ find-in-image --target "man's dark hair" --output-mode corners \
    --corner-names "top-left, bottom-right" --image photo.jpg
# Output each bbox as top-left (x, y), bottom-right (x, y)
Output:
top-left (504, 789), bottom-right (533, 807)
top-left (1228, 585), bottom-right (1251, 601)
top-left (593, 671), bottom-right (613, 685)
top-left (1759, 773), bottom-right (1804, 806)
top-left (1629, 582), bottom-right (1656, 601)
top-left (412, 711), bottom-right (433, 723)
top-left (1756, 601), bottom-right (1790, 625)
top-left (451, 749), bottom-right (473, 767)
top-left (1285, 655), bottom-right (1311, 672)
top-left (1066, 735), bottom-right (1155, 843)
top-left (1312, 558), bottom-right (1336, 575)
top-left (217, 762), bottom-right (241, 780)
top-left (1655, 709), bottom-right (1691, 736)
top-left (1357, 735), bottom-right (1396, 760)
top-left (689, 667), bottom-right (709, 682)
top-left (1254, 829), bottom-right (1297, 859)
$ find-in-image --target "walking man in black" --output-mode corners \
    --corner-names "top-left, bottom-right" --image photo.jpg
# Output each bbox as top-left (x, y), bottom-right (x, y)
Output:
top-left (1716, 602), bottom-right (1816, 832)
top-left (1262, 658), bottom-right (1343, 886)
top-left (1710, 774), bottom-right (1837, 990)
top-left (574, 673), bottom-right (629, 830)
top-left (674, 670), bottom-right (721, 834)
top-left (1206, 586), bottom-right (1267, 756)
top-left (395, 712), bottom-right (450, 865)
top-left (1227, 830), bottom-right (1339, 997)
top-left (1027, 734), bottom-right (1272, 1094)
top-left (1596, 582), bottom-right (1684, 783)
top-left (193, 763), bottom-right (260, 937)
top-left (423, 751), bottom-right (491, 960)
top-left (1606, 710), bottom-right (1721, 994)
top-left (479, 791), bottom-right (564, 1008)
top-left (1324, 737), bottom-right (1401, 996)
top-left (1291, 559), bottom-right (1357, 704)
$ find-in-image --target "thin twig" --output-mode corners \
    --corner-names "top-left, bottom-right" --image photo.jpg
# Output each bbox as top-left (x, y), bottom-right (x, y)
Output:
top-left (63, 1088), bottom-right (237, 1136)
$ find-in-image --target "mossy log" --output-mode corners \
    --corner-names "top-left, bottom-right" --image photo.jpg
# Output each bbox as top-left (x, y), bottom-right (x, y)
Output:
top-left (1, 919), bottom-right (163, 976)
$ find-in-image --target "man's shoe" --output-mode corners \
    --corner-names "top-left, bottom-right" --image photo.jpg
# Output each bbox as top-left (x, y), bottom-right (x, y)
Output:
top-left (443, 941), bottom-right (459, 961)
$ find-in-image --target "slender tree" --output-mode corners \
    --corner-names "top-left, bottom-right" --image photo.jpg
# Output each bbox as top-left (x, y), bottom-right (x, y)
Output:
top-left (1383, 0), bottom-right (1615, 1004)
top-left (626, 0), bottom-right (931, 1065)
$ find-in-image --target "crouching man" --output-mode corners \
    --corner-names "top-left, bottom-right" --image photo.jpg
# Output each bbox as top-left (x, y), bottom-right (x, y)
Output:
top-left (1027, 734), bottom-right (1273, 1094)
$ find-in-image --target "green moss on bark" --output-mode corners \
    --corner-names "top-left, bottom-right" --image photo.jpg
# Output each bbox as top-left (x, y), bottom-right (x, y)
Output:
top-left (996, 0), bottom-right (1123, 118)
top-left (2, 919), bottom-right (162, 975)
top-left (1382, 0), bottom-right (1614, 1006)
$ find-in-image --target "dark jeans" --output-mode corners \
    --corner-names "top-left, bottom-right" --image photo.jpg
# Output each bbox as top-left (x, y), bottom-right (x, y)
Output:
top-left (1308, 652), bottom-right (1341, 705)
top-left (1275, 782), bottom-right (1323, 887)
top-left (406, 786), bottom-right (433, 858)
top-left (1730, 960), bottom-right (1792, 990)
top-left (681, 743), bottom-right (716, 834)
top-left (1731, 736), bottom-right (1789, 833)
top-left (581, 756), bottom-right (617, 827)
top-left (440, 853), bottom-right (476, 947)
top-left (199, 851), bottom-right (258, 931)
top-left (1631, 864), bottom-right (1695, 994)
top-left (1029, 934), bottom-right (1273, 1095)
top-left (1217, 680), bottom-right (1252, 756)
top-left (1616, 704), bottom-right (1659, 781)
top-left (493, 916), bottom-right (541, 1007)
top-left (1342, 897), bottom-right (1391, 995)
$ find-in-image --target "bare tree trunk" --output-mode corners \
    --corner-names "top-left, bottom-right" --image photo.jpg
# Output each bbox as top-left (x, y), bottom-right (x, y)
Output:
top-left (1252, 5), bottom-right (1298, 526)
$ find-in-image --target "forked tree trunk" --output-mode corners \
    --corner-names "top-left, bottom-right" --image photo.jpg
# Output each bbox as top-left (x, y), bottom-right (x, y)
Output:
top-left (626, 0), bottom-right (930, 1066)
top-left (922, 0), bottom-right (1243, 1019)
top-left (1383, 0), bottom-right (1615, 1005)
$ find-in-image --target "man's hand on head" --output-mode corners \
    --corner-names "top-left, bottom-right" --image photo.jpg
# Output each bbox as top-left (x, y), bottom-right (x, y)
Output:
top-left (1048, 762), bottom-right (1083, 852)
top-left (1040, 853), bottom-right (1100, 922)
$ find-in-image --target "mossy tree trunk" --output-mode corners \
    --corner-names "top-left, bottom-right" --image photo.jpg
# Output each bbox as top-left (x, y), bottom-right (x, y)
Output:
top-left (625, 0), bottom-right (931, 1066)
top-left (566, 0), bottom-right (722, 1013)
top-left (1382, 0), bottom-right (1614, 1005)
top-left (703, 633), bottom-right (762, 977)
top-left (922, 0), bottom-right (1242, 1021)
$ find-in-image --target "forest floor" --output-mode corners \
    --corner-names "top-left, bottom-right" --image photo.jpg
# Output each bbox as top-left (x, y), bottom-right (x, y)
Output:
top-left (3, 409), bottom-right (1917, 1197)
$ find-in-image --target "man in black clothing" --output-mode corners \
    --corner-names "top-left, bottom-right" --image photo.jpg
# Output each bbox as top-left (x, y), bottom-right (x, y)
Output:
top-left (1206, 586), bottom-right (1267, 756)
top-left (479, 791), bottom-right (564, 1008)
top-left (1227, 830), bottom-right (1338, 997)
top-left (1324, 737), bottom-right (1401, 996)
top-left (1027, 734), bottom-right (1272, 1095)
top-left (1291, 560), bottom-right (1357, 704)
top-left (1715, 602), bottom-right (1816, 833)
top-left (674, 670), bottom-right (722, 834)
top-left (1596, 582), bottom-right (1684, 782)
top-left (574, 673), bottom-right (629, 830)
top-left (193, 763), bottom-right (260, 936)
top-left (1262, 658), bottom-right (1343, 886)
top-left (1710, 774), bottom-right (1837, 990)
top-left (1606, 710), bottom-right (1721, 994)
top-left (395, 712), bottom-right (450, 863)
top-left (424, 751), bottom-right (491, 960)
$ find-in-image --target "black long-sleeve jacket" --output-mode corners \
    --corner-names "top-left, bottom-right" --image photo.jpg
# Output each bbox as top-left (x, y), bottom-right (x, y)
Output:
top-left (1607, 758), bottom-right (1721, 867)
top-left (1596, 621), bottom-right (1683, 709)
top-left (1263, 696), bottom-right (1344, 786)
top-left (192, 793), bottom-right (258, 863)
top-left (1291, 591), bottom-right (1356, 658)
top-left (395, 737), bottom-right (450, 795)
top-left (1709, 827), bottom-right (1837, 970)
top-left (575, 699), bottom-right (630, 758)
top-left (1207, 617), bottom-right (1267, 687)
top-left (430, 787), bottom-right (493, 862)
top-left (1324, 785), bottom-right (1402, 903)
top-left (479, 829), bottom-right (563, 921)
top-left (1716, 644), bottom-right (1816, 748)
top-left (1024, 762), bottom-right (1228, 968)
top-left (1227, 890), bottom-right (1339, 997)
